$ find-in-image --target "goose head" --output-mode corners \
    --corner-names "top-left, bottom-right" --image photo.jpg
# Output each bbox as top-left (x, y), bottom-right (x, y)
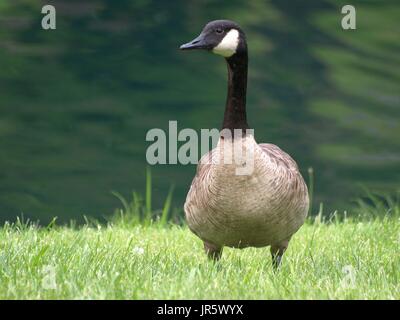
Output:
top-left (180, 20), bottom-right (247, 58)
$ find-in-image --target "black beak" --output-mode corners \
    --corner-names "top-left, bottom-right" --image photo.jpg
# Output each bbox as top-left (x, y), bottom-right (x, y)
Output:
top-left (180, 34), bottom-right (208, 50)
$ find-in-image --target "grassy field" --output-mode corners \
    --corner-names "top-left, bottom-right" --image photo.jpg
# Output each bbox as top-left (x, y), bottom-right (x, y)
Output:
top-left (0, 199), bottom-right (399, 300)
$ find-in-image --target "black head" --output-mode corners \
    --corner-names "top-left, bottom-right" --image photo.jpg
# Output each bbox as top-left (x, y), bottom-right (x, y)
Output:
top-left (180, 20), bottom-right (246, 58)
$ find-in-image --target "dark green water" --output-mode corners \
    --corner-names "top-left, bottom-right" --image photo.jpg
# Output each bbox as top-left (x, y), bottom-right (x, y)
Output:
top-left (0, 0), bottom-right (399, 223)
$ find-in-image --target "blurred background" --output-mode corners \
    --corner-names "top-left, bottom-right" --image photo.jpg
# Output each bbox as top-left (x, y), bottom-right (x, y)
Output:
top-left (0, 0), bottom-right (399, 224)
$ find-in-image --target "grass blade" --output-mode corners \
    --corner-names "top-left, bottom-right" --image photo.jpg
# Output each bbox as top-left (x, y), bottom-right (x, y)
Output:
top-left (160, 185), bottom-right (175, 226)
top-left (145, 166), bottom-right (152, 225)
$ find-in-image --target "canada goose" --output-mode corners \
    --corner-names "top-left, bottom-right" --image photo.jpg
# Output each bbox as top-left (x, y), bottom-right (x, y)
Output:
top-left (180, 20), bottom-right (309, 267)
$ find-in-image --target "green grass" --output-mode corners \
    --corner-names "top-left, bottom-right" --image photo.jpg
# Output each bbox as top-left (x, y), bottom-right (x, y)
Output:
top-left (0, 202), bottom-right (399, 299)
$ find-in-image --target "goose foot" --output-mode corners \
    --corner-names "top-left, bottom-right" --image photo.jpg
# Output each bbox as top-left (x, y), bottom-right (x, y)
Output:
top-left (204, 242), bottom-right (223, 261)
top-left (270, 240), bottom-right (290, 270)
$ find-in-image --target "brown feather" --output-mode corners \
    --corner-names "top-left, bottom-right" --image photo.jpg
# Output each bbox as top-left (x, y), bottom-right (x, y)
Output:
top-left (184, 135), bottom-right (309, 248)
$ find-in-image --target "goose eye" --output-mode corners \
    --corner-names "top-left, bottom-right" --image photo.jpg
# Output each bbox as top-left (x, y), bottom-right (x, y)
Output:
top-left (215, 28), bottom-right (223, 34)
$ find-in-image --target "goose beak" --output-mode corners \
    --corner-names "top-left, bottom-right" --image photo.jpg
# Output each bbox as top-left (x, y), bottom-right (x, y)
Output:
top-left (180, 34), bottom-right (208, 50)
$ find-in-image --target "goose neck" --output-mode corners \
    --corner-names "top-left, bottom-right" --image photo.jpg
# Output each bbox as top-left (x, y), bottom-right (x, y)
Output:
top-left (222, 52), bottom-right (249, 132)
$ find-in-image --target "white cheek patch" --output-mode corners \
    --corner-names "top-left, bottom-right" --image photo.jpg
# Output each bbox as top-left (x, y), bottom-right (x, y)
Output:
top-left (212, 29), bottom-right (239, 57)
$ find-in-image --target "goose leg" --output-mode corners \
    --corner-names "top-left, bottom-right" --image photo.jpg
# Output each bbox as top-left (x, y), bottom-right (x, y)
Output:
top-left (270, 239), bottom-right (290, 269)
top-left (204, 242), bottom-right (223, 261)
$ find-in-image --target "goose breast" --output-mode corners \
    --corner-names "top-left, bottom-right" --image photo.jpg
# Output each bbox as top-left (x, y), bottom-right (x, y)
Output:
top-left (184, 135), bottom-right (309, 248)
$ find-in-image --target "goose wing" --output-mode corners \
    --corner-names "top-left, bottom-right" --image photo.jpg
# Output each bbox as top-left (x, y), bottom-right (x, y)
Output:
top-left (187, 148), bottom-right (217, 194)
top-left (258, 143), bottom-right (300, 171)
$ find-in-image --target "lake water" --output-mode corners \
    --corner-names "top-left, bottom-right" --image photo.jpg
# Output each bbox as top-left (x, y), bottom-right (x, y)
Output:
top-left (0, 0), bottom-right (399, 223)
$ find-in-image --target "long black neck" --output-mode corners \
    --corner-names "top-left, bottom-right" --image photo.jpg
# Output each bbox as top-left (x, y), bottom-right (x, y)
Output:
top-left (222, 50), bottom-right (249, 132)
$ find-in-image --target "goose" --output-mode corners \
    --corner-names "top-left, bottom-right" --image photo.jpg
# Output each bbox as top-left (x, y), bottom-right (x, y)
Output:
top-left (180, 20), bottom-right (309, 267)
